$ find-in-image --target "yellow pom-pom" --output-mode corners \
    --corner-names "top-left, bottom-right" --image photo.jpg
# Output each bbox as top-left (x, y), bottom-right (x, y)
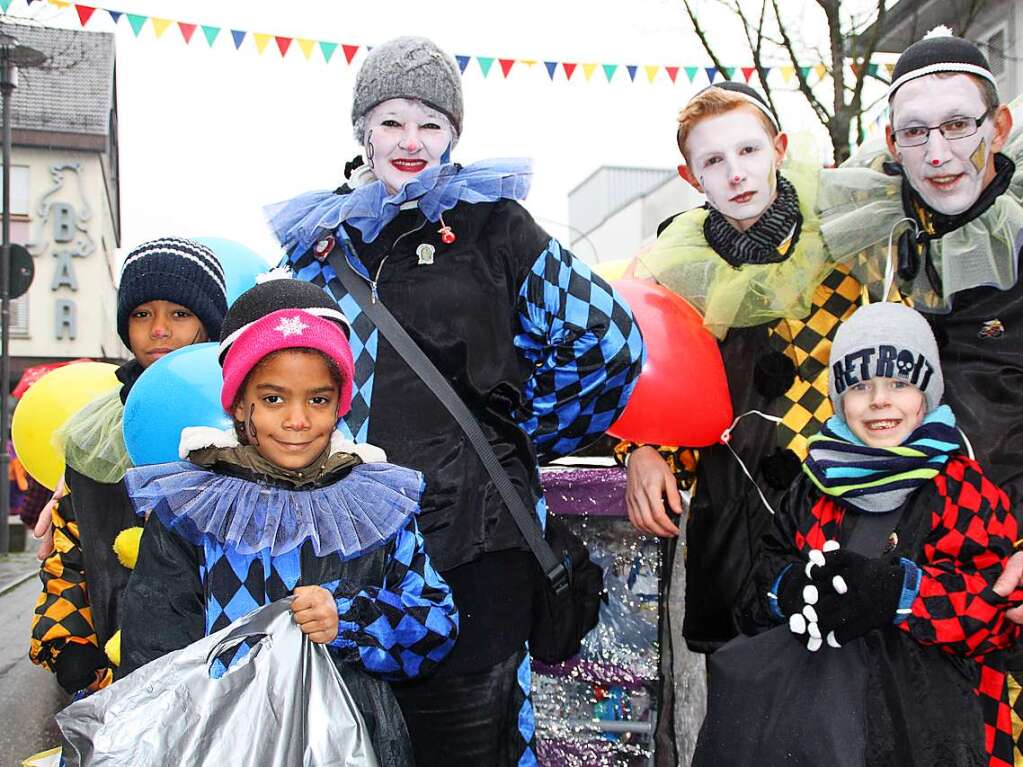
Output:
top-left (112, 526), bottom-right (143, 570)
top-left (105, 630), bottom-right (121, 667)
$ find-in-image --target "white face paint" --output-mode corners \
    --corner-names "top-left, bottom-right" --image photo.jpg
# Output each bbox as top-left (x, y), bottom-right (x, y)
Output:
top-left (890, 74), bottom-right (994, 215)
top-left (684, 108), bottom-right (780, 230)
top-left (363, 98), bottom-right (454, 195)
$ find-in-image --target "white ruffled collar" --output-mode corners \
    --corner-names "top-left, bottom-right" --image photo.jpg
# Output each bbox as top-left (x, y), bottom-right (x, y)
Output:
top-left (178, 426), bottom-right (387, 465)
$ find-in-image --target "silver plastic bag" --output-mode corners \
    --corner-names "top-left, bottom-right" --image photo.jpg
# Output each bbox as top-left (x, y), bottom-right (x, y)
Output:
top-left (57, 599), bottom-right (380, 767)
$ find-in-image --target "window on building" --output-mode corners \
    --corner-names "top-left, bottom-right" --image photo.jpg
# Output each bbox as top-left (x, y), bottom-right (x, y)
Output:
top-left (0, 165), bottom-right (30, 217)
top-left (9, 294), bottom-right (28, 337)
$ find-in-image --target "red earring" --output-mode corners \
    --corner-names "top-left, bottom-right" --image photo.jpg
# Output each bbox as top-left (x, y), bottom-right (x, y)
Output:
top-left (438, 213), bottom-right (456, 244)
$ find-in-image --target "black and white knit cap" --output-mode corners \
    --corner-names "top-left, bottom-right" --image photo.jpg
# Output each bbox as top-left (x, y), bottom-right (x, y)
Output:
top-left (828, 302), bottom-right (944, 415)
top-left (218, 274), bottom-right (350, 364)
top-left (117, 237), bottom-right (228, 348)
top-left (888, 26), bottom-right (997, 99)
top-left (350, 36), bottom-right (463, 143)
top-left (690, 81), bottom-right (780, 132)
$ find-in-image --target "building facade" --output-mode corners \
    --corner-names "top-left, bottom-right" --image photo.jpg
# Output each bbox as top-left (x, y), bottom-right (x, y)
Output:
top-left (4, 21), bottom-right (123, 380)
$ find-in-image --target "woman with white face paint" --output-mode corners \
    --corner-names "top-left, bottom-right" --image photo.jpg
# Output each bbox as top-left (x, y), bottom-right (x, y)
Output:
top-left (265, 35), bottom-right (644, 767)
top-left (820, 27), bottom-right (1023, 764)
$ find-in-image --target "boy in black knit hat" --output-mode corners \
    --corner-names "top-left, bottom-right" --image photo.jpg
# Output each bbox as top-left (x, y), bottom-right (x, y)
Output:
top-left (30, 237), bottom-right (228, 695)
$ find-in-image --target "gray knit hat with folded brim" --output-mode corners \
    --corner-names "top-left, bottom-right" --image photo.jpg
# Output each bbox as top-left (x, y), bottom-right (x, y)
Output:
top-left (828, 302), bottom-right (944, 415)
top-left (351, 36), bottom-right (463, 143)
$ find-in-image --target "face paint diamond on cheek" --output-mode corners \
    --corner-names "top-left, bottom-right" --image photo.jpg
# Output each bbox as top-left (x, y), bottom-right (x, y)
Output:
top-left (363, 98), bottom-right (454, 195)
top-left (892, 74), bottom-right (995, 215)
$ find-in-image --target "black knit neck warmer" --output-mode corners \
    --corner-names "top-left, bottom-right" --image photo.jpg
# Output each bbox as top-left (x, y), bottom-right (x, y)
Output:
top-left (703, 173), bottom-right (803, 268)
top-left (886, 153), bottom-right (1015, 291)
top-left (116, 359), bottom-right (145, 405)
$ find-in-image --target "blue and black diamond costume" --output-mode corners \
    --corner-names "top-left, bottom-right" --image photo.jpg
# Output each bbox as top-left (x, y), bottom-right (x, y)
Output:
top-left (118, 431), bottom-right (458, 766)
top-left (266, 158), bottom-right (644, 765)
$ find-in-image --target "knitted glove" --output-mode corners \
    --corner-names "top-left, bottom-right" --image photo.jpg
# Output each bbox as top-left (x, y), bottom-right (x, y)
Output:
top-left (803, 549), bottom-right (911, 647)
top-left (768, 563), bottom-right (818, 625)
top-left (55, 641), bottom-right (107, 694)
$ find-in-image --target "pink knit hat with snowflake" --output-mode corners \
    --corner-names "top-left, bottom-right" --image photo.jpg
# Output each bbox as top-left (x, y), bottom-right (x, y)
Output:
top-left (219, 275), bottom-right (354, 416)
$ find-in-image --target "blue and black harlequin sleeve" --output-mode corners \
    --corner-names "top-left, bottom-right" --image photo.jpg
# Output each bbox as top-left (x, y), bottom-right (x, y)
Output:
top-left (329, 517), bottom-right (458, 680)
top-left (514, 238), bottom-right (645, 461)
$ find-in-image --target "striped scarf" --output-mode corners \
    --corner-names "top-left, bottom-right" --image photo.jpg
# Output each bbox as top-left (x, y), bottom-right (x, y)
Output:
top-left (703, 173), bottom-right (803, 267)
top-left (802, 405), bottom-right (960, 513)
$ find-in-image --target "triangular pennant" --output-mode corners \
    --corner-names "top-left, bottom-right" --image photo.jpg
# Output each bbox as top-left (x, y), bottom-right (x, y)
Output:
top-left (603, 63), bottom-right (618, 82)
top-left (582, 63), bottom-right (597, 81)
top-left (177, 22), bottom-right (196, 44)
top-left (201, 25), bottom-right (220, 46)
top-left (885, 63), bottom-right (895, 78)
top-left (127, 13), bottom-right (146, 36)
top-left (705, 66), bottom-right (718, 83)
top-left (814, 63), bottom-right (827, 80)
top-left (562, 62), bottom-right (577, 80)
top-left (477, 57), bottom-right (494, 77)
top-left (0, 0), bottom-right (11, 10)
top-left (75, 4), bottom-right (95, 25)
top-left (850, 63), bottom-right (861, 78)
top-left (151, 17), bottom-right (172, 38)
top-left (319, 41), bottom-right (337, 62)
top-left (644, 65), bottom-right (659, 83)
top-left (342, 44), bottom-right (359, 64)
top-left (455, 55), bottom-right (470, 73)
top-left (253, 33), bottom-right (272, 54)
top-left (665, 65), bottom-right (679, 83)
top-left (741, 66), bottom-right (755, 82)
top-left (544, 61), bottom-right (557, 79)
top-left (685, 66), bottom-right (698, 82)
top-left (867, 62), bottom-right (879, 77)
top-left (780, 65), bottom-right (794, 83)
top-left (520, 59), bottom-right (537, 68)
top-left (722, 67), bottom-right (735, 80)
top-left (499, 58), bottom-right (515, 78)
top-left (275, 36), bottom-right (292, 57)
top-left (106, 9), bottom-right (121, 23)
top-left (799, 65), bottom-right (812, 81)
top-left (626, 65), bottom-right (638, 82)
top-left (297, 38), bottom-right (315, 60)
top-left (231, 29), bottom-right (246, 49)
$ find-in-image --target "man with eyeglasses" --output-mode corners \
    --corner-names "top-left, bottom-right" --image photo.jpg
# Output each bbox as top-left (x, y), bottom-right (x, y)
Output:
top-left (820, 25), bottom-right (1023, 763)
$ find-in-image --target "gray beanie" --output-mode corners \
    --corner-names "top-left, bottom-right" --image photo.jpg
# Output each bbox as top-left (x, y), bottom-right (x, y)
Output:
top-left (351, 36), bottom-right (463, 142)
top-left (829, 302), bottom-right (944, 415)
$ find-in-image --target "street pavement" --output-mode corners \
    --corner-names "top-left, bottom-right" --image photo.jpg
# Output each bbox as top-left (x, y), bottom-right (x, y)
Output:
top-left (0, 553), bottom-right (69, 766)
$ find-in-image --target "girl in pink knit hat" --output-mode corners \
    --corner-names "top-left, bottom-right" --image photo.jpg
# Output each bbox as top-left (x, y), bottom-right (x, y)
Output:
top-left (117, 277), bottom-right (458, 765)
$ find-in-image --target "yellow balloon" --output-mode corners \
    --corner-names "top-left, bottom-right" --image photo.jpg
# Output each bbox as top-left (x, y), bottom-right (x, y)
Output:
top-left (12, 362), bottom-right (120, 490)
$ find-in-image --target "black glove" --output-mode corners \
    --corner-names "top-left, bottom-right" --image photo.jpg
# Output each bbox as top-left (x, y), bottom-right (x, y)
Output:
top-left (55, 641), bottom-right (107, 694)
top-left (805, 549), bottom-right (908, 646)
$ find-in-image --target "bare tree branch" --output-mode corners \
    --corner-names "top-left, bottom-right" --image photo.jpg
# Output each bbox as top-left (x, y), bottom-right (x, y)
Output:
top-left (682, 0), bottom-right (730, 75)
top-left (769, 0), bottom-right (831, 124)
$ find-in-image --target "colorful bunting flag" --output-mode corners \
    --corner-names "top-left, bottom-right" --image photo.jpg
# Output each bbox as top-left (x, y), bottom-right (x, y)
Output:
top-left (814, 63), bottom-right (827, 80)
top-left (253, 33), bottom-right (271, 54)
top-left (274, 36), bottom-right (292, 57)
top-left (685, 66), bottom-right (698, 83)
top-left (705, 67), bottom-right (717, 83)
top-left (582, 63), bottom-right (597, 81)
top-left (151, 17), bottom-right (172, 38)
top-left (201, 25), bottom-right (220, 46)
top-left (342, 44), bottom-right (358, 64)
top-left (499, 58), bottom-right (515, 78)
top-left (177, 22), bottom-right (196, 44)
top-left (602, 63), bottom-right (617, 82)
top-left (126, 13), bottom-right (145, 36)
top-left (645, 65), bottom-right (659, 83)
top-left (626, 65), bottom-right (637, 82)
top-left (75, 4), bottom-right (95, 25)
top-left (105, 8), bottom-right (120, 23)
top-left (562, 62), bottom-right (577, 80)
top-left (319, 41), bottom-right (337, 62)
top-left (665, 65), bottom-right (679, 84)
top-left (297, 38), bottom-right (315, 60)
top-left (455, 55), bottom-right (470, 73)
top-left (231, 29), bottom-right (246, 49)
top-left (0, 0), bottom-right (13, 9)
top-left (544, 61), bottom-right (557, 80)
top-left (477, 56), bottom-right (494, 77)
top-left (722, 66), bottom-right (735, 80)
top-left (799, 65), bottom-right (812, 81)
top-left (780, 66), bottom-right (794, 83)
top-left (741, 66), bottom-right (755, 82)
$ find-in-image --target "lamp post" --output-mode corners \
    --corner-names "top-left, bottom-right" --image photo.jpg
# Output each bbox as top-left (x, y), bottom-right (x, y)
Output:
top-left (0, 32), bottom-right (45, 557)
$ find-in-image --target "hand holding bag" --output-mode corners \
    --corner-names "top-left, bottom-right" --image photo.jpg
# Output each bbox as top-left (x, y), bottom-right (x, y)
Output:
top-left (57, 599), bottom-right (380, 767)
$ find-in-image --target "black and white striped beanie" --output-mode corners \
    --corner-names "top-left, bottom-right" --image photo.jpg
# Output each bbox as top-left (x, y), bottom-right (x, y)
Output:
top-left (117, 237), bottom-right (228, 348)
top-left (889, 26), bottom-right (997, 99)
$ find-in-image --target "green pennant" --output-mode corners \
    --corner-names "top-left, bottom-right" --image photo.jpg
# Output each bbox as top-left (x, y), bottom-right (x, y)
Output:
top-left (799, 65), bottom-right (812, 81)
top-left (319, 41), bottom-right (338, 62)
top-left (477, 56), bottom-right (494, 77)
top-left (201, 25), bottom-right (220, 46)
top-left (127, 14), bottom-right (147, 37)
top-left (722, 66), bottom-right (735, 80)
top-left (685, 66), bottom-right (698, 82)
top-left (867, 62), bottom-right (879, 77)
top-left (0, 1), bottom-right (11, 13)
top-left (602, 63), bottom-right (617, 82)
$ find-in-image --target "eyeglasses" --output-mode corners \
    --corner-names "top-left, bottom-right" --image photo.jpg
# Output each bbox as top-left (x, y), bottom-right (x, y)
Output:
top-left (892, 110), bottom-right (992, 147)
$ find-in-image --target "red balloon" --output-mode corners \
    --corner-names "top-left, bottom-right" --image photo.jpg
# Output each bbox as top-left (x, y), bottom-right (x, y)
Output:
top-left (608, 279), bottom-right (732, 447)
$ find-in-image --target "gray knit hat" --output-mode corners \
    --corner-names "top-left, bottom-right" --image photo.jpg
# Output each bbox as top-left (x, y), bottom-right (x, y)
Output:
top-left (829, 302), bottom-right (944, 415)
top-left (351, 36), bottom-right (463, 142)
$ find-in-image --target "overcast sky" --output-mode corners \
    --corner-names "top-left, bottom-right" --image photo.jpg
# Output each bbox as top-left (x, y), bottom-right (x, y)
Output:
top-left (10, 0), bottom-right (882, 266)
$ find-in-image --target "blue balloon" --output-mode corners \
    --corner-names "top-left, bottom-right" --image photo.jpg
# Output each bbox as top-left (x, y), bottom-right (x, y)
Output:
top-left (123, 343), bottom-right (232, 466)
top-left (195, 237), bottom-right (273, 305)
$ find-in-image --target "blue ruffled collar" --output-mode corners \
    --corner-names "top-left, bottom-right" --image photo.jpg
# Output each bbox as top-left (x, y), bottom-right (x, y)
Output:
top-left (264, 158), bottom-right (532, 259)
top-left (125, 455), bottom-right (424, 559)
